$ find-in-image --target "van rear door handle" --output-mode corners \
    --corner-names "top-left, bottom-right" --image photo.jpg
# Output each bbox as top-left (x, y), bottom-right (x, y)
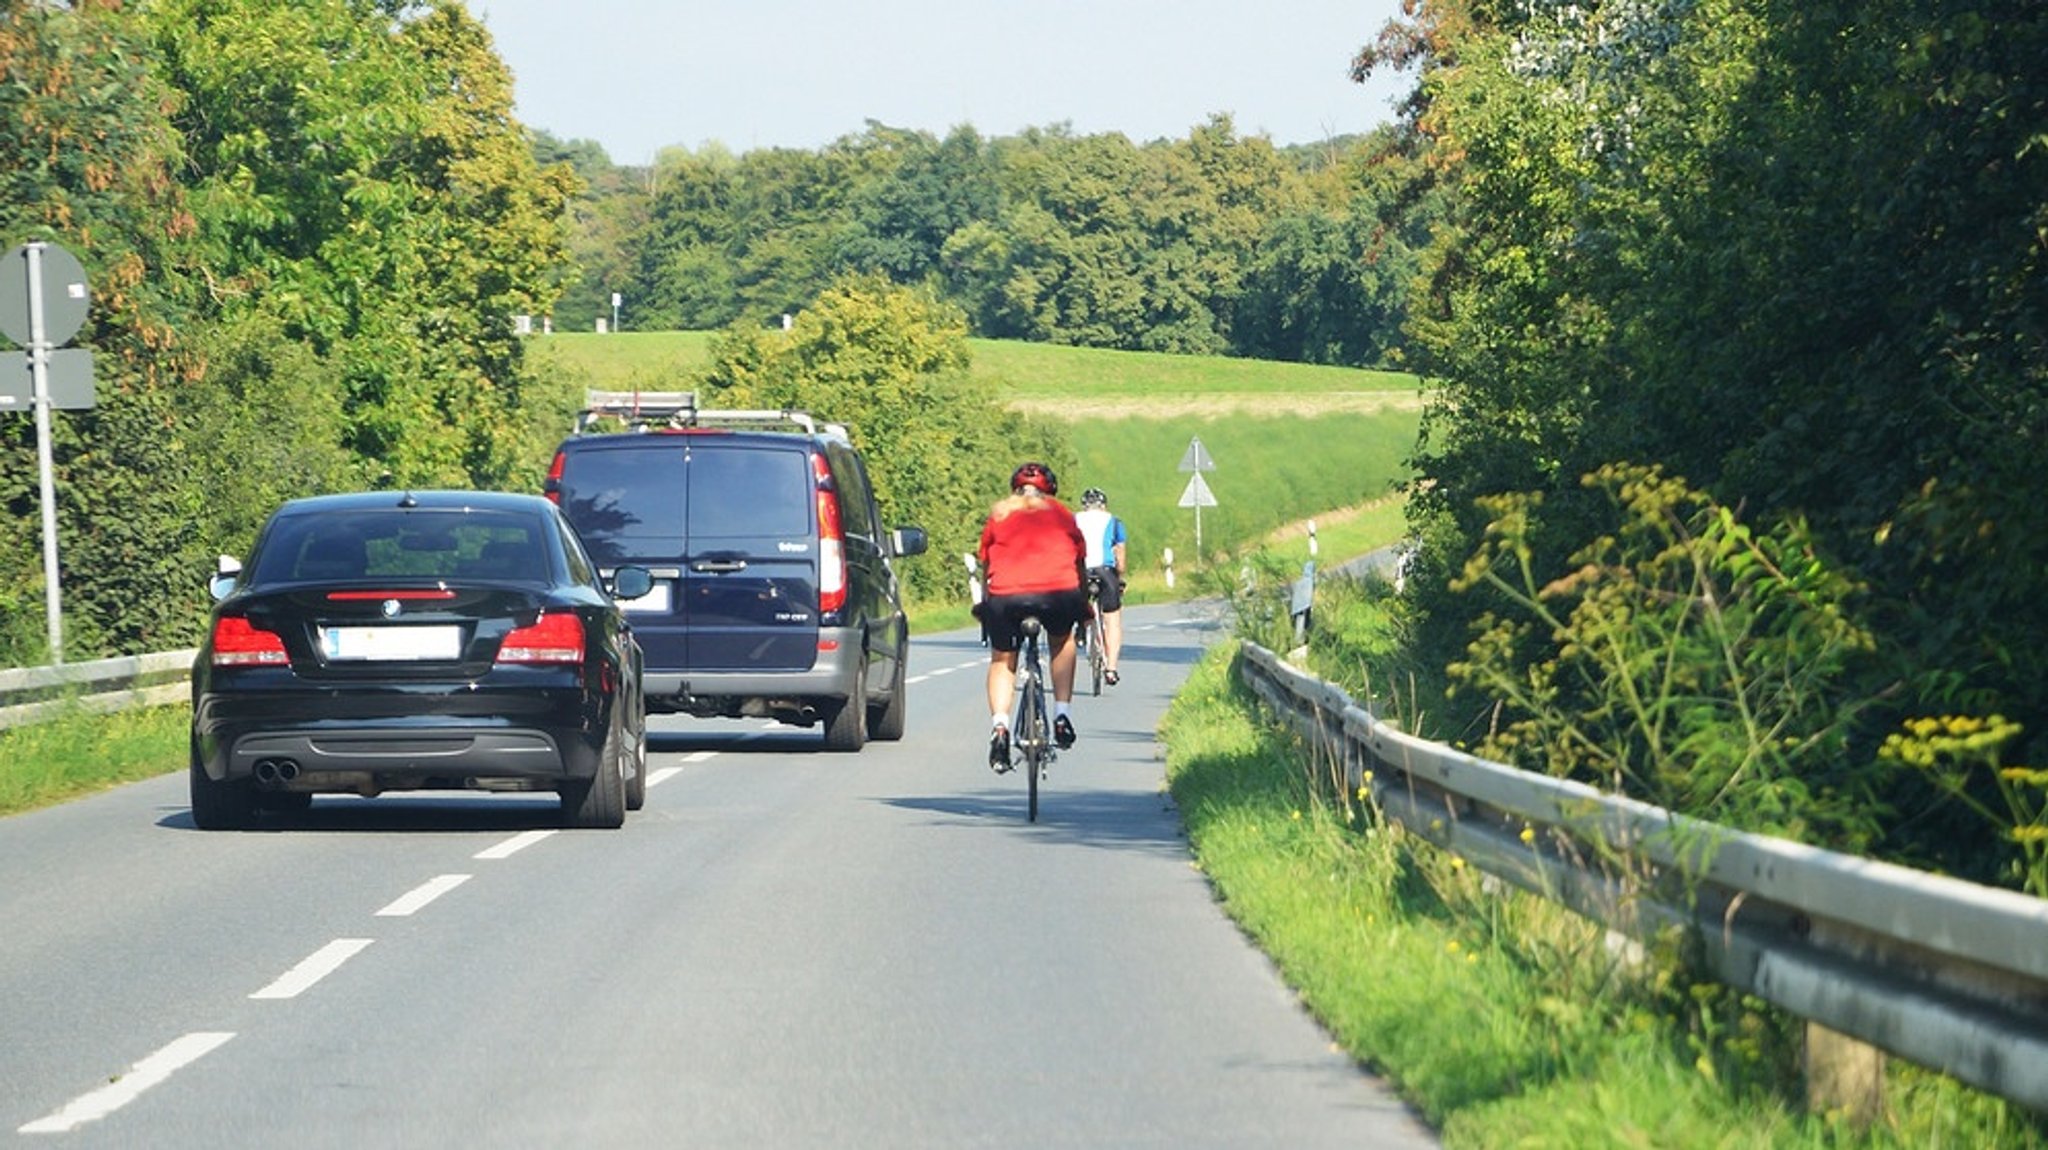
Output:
top-left (691, 558), bottom-right (748, 573)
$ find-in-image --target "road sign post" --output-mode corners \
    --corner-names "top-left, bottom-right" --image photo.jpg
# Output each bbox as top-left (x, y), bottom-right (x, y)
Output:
top-left (2, 241), bottom-right (94, 664)
top-left (1176, 436), bottom-right (1217, 557)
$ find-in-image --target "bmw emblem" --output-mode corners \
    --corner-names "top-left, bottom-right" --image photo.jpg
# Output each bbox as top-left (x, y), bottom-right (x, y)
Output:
top-left (381, 599), bottom-right (402, 618)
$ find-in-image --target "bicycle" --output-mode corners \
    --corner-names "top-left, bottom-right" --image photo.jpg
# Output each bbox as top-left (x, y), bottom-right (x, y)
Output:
top-left (1082, 573), bottom-right (1109, 697)
top-left (1008, 615), bottom-right (1055, 822)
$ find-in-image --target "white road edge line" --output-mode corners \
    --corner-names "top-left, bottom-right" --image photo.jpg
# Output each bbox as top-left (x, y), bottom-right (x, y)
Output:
top-left (647, 766), bottom-right (683, 787)
top-left (250, 938), bottom-right (373, 1000)
top-left (474, 829), bottom-right (556, 860)
top-left (683, 751), bottom-right (717, 763)
top-left (376, 874), bottom-right (471, 917)
top-left (18, 1031), bottom-right (236, 1134)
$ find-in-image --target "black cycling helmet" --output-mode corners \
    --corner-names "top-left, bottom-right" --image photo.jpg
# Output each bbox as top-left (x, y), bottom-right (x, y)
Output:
top-left (1080, 487), bottom-right (1107, 508)
top-left (1010, 461), bottom-right (1058, 496)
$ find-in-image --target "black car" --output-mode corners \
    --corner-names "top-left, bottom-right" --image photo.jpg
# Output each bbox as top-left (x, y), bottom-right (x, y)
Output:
top-left (543, 391), bottom-right (927, 752)
top-left (190, 490), bottom-right (653, 830)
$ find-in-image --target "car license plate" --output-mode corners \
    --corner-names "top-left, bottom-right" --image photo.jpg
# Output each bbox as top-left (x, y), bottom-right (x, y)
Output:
top-left (322, 625), bottom-right (462, 661)
top-left (617, 580), bottom-right (672, 614)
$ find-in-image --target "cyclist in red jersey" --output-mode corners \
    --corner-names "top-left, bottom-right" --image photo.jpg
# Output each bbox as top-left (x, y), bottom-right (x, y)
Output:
top-left (977, 461), bottom-right (1087, 768)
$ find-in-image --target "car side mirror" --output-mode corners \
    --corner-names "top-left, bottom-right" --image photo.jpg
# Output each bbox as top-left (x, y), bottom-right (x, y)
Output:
top-left (609, 565), bottom-right (654, 601)
top-left (890, 526), bottom-right (928, 558)
top-left (209, 555), bottom-right (243, 602)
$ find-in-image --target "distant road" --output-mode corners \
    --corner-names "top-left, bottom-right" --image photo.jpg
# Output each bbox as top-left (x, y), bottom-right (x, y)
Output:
top-left (0, 603), bottom-right (1436, 1148)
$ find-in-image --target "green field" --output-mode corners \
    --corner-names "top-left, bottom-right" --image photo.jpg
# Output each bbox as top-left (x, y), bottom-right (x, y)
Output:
top-left (524, 330), bottom-right (1417, 403)
top-left (524, 330), bottom-right (1421, 588)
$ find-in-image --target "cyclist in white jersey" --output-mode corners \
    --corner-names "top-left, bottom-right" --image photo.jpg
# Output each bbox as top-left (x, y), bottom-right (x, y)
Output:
top-left (1073, 487), bottom-right (1128, 685)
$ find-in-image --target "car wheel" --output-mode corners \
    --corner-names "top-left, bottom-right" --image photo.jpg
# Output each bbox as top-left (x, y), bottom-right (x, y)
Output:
top-left (868, 646), bottom-right (908, 742)
top-left (561, 730), bottom-right (626, 829)
top-left (189, 747), bottom-right (255, 831)
top-left (822, 657), bottom-right (867, 753)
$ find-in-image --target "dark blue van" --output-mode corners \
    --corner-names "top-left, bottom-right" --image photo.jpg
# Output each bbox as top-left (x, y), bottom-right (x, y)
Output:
top-left (544, 393), bottom-right (927, 751)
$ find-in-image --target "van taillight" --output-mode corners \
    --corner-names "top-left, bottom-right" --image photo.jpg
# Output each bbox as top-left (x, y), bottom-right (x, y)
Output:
top-left (813, 452), bottom-right (847, 615)
top-left (498, 612), bottom-right (585, 664)
top-left (211, 617), bottom-right (288, 666)
top-left (542, 451), bottom-right (566, 504)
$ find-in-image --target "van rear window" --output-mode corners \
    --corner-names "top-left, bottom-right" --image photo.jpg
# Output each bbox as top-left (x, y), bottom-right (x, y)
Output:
top-left (555, 444), bottom-right (687, 561)
top-left (688, 446), bottom-right (810, 538)
top-left (556, 441), bottom-right (811, 561)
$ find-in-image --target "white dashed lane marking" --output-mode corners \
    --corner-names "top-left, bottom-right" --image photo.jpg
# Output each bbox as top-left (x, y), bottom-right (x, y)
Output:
top-left (249, 938), bottom-right (374, 1001)
top-left (475, 829), bottom-right (556, 860)
top-left (376, 874), bottom-right (471, 917)
top-left (18, 1031), bottom-right (237, 1134)
top-left (909, 658), bottom-right (985, 685)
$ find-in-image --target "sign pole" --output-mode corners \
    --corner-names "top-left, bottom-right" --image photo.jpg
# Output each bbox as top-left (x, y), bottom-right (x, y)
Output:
top-left (1176, 436), bottom-right (1218, 564)
top-left (26, 243), bottom-right (63, 663)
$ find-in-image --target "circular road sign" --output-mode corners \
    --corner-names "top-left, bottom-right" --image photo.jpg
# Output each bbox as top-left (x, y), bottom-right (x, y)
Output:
top-left (0, 242), bottom-right (91, 348)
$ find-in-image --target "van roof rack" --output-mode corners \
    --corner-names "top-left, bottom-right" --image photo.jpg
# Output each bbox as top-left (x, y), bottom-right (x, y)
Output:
top-left (575, 390), bottom-right (847, 438)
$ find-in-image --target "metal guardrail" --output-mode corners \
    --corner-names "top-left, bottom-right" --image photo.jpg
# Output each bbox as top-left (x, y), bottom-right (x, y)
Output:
top-left (1237, 640), bottom-right (2048, 1116)
top-left (0, 649), bottom-right (194, 730)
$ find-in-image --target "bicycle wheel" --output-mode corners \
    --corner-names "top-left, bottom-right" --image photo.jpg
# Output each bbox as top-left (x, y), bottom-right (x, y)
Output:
top-left (1015, 658), bottom-right (1048, 818)
top-left (1026, 725), bottom-right (1040, 822)
top-left (1087, 613), bottom-right (1106, 696)
top-left (1018, 676), bottom-right (1046, 823)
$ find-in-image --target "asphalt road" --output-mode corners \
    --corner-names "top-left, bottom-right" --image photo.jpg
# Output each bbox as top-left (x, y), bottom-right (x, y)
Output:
top-left (0, 603), bottom-right (1437, 1148)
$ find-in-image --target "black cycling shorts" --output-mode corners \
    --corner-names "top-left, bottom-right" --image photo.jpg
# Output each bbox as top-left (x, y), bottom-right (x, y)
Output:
top-left (1087, 566), bottom-right (1124, 613)
top-left (981, 589), bottom-right (1089, 653)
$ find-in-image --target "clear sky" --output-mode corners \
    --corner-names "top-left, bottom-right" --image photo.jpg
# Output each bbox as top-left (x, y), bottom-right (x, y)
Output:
top-left (472, 1), bottom-right (1412, 163)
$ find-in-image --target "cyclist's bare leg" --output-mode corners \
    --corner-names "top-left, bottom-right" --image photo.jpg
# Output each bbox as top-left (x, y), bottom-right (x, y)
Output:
top-left (1104, 608), bottom-right (1124, 674)
top-left (986, 650), bottom-right (1020, 723)
top-left (1048, 630), bottom-right (1078, 703)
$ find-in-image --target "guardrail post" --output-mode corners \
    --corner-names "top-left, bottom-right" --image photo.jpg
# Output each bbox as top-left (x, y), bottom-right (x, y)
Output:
top-left (1805, 1024), bottom-right (1886, 1129)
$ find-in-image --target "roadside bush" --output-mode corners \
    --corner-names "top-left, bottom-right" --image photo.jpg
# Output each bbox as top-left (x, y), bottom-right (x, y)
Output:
top-left (1447, 463), bottom-right (1888, 852)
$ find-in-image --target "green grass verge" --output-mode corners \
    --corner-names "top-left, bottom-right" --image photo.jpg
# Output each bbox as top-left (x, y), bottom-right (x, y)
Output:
top-left (1168, 581), bottom-right (2048, 1148)
top-left (0, 704), bottom-right (188, 817)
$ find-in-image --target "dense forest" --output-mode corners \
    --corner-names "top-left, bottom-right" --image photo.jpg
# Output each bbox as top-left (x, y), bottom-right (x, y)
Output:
top-left (535, 117), bottom-right (1433, 370)
top-left (2, 1), bottom-right (2043, 882)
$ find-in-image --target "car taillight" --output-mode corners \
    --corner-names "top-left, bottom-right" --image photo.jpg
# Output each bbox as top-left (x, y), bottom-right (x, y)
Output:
top-left (211, 617), bottom-right (288, 666)
top-left (542, 451), bottom-right (566, 505)
top-left (498, 611), bottom-right (585, 665)
top-left (813, 452), bottom-right (846, 615)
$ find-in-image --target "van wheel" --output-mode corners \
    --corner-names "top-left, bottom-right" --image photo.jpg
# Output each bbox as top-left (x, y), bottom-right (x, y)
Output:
top-left (822, 659), bottom-right (867, 753)
top-left (624, 725), bottom-right (647, 811)
top-left (869, 650), bottom-right (907, 742)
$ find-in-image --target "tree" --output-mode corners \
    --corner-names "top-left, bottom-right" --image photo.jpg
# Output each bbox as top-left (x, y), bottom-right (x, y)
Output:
top-left (146, 0), bottom-right (574, 488)
top-left (697, 275), bottom-right (1068, 602)
top-left (0, 0), bottom-right (211, 659)
top-left (1376, 0), bottom-right (2048, 875)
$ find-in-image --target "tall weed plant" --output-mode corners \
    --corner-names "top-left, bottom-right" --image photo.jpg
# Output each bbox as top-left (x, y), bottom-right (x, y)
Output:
top-left (1447, 463), bottom-right (1886, 852)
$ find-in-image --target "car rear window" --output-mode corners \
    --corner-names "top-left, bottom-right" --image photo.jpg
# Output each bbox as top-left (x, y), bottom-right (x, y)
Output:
top-left (558, 440), bottom-right (811, 560)
top-left (253, 510), bottom-right (547, 583)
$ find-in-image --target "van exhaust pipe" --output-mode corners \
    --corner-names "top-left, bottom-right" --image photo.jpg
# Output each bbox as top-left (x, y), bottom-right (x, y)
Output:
top-left (253, 759), bottom-right (301, 788)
